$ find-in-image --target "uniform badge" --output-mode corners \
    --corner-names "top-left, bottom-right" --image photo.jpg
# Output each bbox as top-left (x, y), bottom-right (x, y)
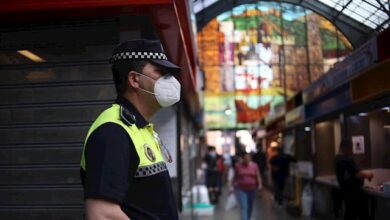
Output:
top-left (120, 106), bottom-right (136, 125)
top-left (144, 144), bottom-right (156, 162)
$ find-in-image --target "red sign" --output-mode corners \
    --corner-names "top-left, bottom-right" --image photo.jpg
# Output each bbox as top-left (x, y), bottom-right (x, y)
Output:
top-left (235, 100), bottom-right (270, 123)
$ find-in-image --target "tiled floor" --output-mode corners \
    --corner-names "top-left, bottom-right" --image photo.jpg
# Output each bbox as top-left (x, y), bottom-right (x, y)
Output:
top-left (180, 188), bottom-right (317, 220)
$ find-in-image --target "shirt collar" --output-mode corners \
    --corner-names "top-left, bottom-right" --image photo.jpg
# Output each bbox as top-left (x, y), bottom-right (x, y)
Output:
top-left (115, 96), bottom-right (149, 128)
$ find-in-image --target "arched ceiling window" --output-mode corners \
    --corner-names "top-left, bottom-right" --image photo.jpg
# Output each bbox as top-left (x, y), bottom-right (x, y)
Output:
top-left (198, 1), bottom-right (354, 129)
top-left (195, 0), bottom-right (389, 33)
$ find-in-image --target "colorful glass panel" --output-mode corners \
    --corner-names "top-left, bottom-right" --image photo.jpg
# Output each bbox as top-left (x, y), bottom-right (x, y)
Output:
top-left (198, 1), bottom-right (353, 129)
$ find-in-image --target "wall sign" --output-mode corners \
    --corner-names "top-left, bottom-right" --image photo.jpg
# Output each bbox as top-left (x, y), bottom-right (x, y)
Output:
top-left (352, 135), bottom-right (365, 154)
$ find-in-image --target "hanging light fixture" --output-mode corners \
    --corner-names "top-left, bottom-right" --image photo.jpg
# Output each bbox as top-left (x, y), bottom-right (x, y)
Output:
top-left (224, 106), bottom-right (232, 115)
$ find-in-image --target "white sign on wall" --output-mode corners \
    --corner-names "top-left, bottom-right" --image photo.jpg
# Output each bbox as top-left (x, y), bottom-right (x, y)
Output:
top-left (352, 136), bottom-right (365, 154)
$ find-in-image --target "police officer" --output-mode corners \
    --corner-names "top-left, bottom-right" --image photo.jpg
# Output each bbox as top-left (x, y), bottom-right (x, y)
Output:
top-left (80, 39), bottom-right (181, 220)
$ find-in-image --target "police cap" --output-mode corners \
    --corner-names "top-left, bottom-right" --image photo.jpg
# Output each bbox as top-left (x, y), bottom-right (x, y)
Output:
top-left (111, 39), bottom-right (181, 74)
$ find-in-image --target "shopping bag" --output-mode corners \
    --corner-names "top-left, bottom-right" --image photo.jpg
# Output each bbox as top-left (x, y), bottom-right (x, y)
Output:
top-left (224, 193), bottom-right (237, 210)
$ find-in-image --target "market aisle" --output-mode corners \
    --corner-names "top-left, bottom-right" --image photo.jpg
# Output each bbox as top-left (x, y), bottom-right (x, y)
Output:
top-left (180, 188), bottom-right (318, 220)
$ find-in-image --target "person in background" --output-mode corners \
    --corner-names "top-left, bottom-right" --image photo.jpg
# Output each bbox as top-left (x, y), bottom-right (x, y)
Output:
top-left (334, 140), bottom-right (374, 220)
top-left (232, 137), bottom-right (246, 168)
top-left (270, 147), bottom-right (295, 206)
top-left (203, 146), bottom-right (221, 204)
top-left (252, 142), bottom-right (267, 190)
top-left (216, 153), bottom-right (225, 193)
top-left (231, 152), bottom-right (262, 220)
top-left (222, 150), bottom-right (233, 184)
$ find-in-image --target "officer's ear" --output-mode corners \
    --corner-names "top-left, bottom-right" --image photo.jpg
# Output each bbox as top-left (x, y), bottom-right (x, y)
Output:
top-left (127, 71), bottom-right (140, 89)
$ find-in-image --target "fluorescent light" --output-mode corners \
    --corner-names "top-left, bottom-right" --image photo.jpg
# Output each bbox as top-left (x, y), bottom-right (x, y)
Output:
top-left (17, 50), bottom-right (45, 63)
top-left (359, 113), bottom-right (368, 116)
top-left (381, 107), bottom-right (389, 112)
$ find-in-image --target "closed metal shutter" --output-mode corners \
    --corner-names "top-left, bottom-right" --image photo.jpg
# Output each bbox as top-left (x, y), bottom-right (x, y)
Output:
top-left (0, 19), bottom-right (118, 219)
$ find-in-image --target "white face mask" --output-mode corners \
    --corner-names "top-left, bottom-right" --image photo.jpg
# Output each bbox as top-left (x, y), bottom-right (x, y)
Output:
top-left (135, 72), bottom-right (181, 107)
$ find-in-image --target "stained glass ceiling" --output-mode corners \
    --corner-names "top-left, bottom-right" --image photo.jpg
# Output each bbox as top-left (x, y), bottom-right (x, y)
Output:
top-left (194, 0), bottom-right (390, 31)
top-left (195, 0), bottom-right (389, 129)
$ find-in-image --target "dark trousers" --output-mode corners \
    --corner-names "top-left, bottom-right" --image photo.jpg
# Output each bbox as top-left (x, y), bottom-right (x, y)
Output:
top-left (343, 191), bottom-right (369, 220)
top-left (206, 172), bottom-right (221, 203)
top-left (272, 177), bottom-right (286, 205)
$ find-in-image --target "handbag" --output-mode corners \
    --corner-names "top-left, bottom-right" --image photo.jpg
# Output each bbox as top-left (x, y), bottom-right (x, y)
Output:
top-left (224, 193), bottom-right (237, 210)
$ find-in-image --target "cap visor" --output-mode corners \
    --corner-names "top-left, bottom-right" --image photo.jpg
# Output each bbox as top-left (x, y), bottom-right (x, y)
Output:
top-left (149, 59), bottom-right (181, 74)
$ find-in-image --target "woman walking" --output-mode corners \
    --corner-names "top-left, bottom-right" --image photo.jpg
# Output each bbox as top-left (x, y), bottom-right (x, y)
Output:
top-left (231, 152), bottom-right (262, 220)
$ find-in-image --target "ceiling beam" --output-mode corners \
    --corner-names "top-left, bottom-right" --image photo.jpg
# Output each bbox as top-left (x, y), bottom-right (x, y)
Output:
top-left (375, 15), bottom-right (390, 32)
top-left (331, 0), bottom-right (352, 22)
top-left (375, 0), bottom-right (390, 16)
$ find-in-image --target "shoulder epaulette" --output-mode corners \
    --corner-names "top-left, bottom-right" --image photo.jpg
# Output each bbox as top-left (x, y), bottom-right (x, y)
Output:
top-left (120, 106), bottom-right (136, 126)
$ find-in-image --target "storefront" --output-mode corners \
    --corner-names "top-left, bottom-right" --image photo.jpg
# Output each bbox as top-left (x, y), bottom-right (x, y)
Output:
top-left (284, 92), bottom-right (305, 158)
top-left (343, 59), bottom-right (390, 219)
top-left (306, 50), bottom-right (390, 219)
